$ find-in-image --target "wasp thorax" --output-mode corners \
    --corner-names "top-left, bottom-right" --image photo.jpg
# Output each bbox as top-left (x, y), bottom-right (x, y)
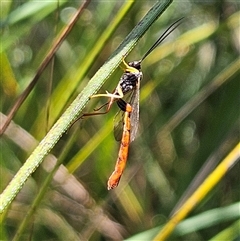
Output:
top-left (128, 60), bottom-right (142, 70)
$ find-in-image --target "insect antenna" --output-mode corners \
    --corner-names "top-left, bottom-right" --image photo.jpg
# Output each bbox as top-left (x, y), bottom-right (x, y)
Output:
top-left (140, 17), bottom-right (184, 62)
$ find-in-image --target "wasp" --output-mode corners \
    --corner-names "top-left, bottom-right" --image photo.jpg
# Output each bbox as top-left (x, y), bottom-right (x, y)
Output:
top-left (82, 18), bottom-right (183, 189)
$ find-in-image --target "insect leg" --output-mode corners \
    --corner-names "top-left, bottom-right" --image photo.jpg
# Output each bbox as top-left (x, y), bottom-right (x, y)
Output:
top-left (90, 83), bottom-right (124, 100)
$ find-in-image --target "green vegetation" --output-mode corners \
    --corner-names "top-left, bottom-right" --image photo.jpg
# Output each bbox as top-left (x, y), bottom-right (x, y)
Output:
top-left (1, 1), bottom-right (239, 240)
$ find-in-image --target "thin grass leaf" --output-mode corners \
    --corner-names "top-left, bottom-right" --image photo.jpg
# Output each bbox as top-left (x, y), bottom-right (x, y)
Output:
top-left (31, 1), bottom-right (135, 138)
top-left (0, 0), bottom-right (90, 136)
top-left (125, 202), bottom-right (240, 240)
top-left (209, 219), bottom-right (240, 241)
top-left (153, 143), bottom-right (240, 240)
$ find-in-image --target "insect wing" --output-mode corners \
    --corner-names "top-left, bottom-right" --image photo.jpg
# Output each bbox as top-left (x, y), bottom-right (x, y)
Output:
top-left (113, 109), bottom-right (124, 142)
top-left (129, 80), bottom-right (140, 142)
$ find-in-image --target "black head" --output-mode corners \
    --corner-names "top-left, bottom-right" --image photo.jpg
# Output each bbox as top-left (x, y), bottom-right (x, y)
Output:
top-left (128, 60), bottom-right (142, 70)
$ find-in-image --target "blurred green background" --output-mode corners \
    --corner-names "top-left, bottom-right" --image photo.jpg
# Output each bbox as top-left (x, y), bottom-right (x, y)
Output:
top-left (1, 1), bottom-right (239, 240)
